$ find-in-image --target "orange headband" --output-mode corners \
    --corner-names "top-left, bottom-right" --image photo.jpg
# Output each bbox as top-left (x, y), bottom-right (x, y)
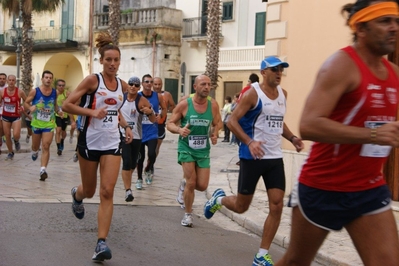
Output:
top-left (349, 2), bottom-right (399, 32)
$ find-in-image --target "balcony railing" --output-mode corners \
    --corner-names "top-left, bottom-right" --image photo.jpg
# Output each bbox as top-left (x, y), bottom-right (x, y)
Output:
top-left (219, 46), bottom-right (265, 70)
top-left (94, 7), bottom-right (182, 29)
top-left (1, 24), bottom-right (84, 45)
top-left (182, 17), bottom-right (207, 38)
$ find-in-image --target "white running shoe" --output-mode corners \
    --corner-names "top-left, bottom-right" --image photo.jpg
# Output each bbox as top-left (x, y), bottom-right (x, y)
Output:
top-left (181, 213), bottom-right (193, 227)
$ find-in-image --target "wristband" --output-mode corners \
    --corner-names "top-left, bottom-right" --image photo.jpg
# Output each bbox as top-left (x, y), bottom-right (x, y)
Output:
top-left (370, 128), bottom-right (377, 144)
top-left (247, 139), bottom-right (254, 146)
top-left (289, 135), bottom-right (297, 143)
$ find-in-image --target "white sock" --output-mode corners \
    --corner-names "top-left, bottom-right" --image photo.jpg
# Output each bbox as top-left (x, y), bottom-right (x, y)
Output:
top-left (257, 248), bottom-right (268, 257)
top-left (217, 196), bottom-right (224, 205)
top-left (40, 166), bottom-right (46, 171)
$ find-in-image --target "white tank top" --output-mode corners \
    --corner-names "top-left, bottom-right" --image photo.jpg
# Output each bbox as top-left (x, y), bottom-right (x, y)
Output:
top-left (253, 82), bottom-right (286, 159)
top-left (80, 73), bottom-right (124, 150)
top-left (119, 95), bottom-right (143, 140)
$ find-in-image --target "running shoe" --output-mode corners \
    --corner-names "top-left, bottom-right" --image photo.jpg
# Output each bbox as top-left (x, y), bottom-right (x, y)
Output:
top-left (71, 186), bottom-right (85, 219)
top-left (176, 179), bottom-right (186, 205)
top-left (72, 152), bottom-right (78, 162)
top-left (203, 188), bottom-right (226, 219)
top-left (252, 253), bottom-right (274, 266)
top-left (181, 213), bottom-right (193, 227)
top-left (6, 152), bottom-right (14, 160)
top-left (14, 141), bottom-right (20, 151)
top-left (39, 169), bottom-right (48, 181)
top-left (135, 179), bottom-right (143, 190)
top-left (145, 170), bottom-right (153, 185)
top-left (25, 135), bottom-right (30, 144)
top-left (125, 189), bottom-right (134, 202)
top-left (92, 240), bottom-right (112, 262)
top-left (69, 136), bottom-right (73, 144)
top-left (31, 151), bottom-right (38, 161)
top-left (57, 149), bottom-right (62, 156)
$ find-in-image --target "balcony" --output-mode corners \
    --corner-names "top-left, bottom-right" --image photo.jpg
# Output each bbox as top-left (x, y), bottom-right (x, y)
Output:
top-left (0, 24), bottom-right (84, 52)
top-left (219, 46), bottom-right (265, 71)
top-left (94, 7), bottom-right (182, 29)
top-left (182, 17), bottom-right (223, 47)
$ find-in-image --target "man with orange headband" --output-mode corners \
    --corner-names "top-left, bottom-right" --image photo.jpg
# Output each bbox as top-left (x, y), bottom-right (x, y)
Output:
top-left (275, 1), bottom-right (399, 265)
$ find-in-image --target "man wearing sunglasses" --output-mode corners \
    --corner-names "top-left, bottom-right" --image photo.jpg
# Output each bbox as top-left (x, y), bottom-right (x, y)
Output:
top-left (204, 56), bottom-right (304, 266)
top-left (120, 76), bottom-right (156, 199)
top-left (137, 74), bottom-right (167, 186)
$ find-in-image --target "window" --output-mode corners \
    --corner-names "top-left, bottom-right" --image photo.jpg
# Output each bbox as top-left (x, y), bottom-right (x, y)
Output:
top-left (254, 12), bottom-right (266, 46)
top-left (222, 2), bottom-right (233, 21)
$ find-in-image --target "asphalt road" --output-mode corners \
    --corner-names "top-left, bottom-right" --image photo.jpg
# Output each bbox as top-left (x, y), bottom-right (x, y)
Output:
top-left (0, 202), bottom-right (263, 266)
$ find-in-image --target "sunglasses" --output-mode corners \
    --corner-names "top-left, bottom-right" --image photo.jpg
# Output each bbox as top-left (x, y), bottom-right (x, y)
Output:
top-left (128, 83), bottom-right (140, 87)
top-left (268, 66), bottom-right (284, 73)
top-left (143, 80), bottom-right (153, 83)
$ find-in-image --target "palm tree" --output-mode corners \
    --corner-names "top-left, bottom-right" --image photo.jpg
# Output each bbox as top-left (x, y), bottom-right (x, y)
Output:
top-left (204, 0), bottom-right (221, 98)
top-left (0, 0), bottom-right (63, 95)
top-left (108, 0), bottom-right (121, 45)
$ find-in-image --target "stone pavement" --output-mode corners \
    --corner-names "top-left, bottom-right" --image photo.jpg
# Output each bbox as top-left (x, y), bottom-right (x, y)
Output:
top-left (1, 129), bottom-right (399, 266)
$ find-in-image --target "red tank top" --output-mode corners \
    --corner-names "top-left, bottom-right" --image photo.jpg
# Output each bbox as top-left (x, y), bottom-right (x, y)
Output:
top-left (299, 46), bottom-right (399, 192)
top-left (2, 87), bottom-right (21, 118)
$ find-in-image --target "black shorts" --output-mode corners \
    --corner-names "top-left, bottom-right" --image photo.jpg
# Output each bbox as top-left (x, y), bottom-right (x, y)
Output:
top-left (2, 115), bottom-right (21, 123)
top-left (56, 116), bottom-right (69, 131)
top-left (289, 183), bottom-right (392, 231)
top-left (237, 158), bottom-right (285, 195)
top-left (77, 145), bottom-right (121, 162)
top-left (25, 120), bottom-right (32, 129)
top-left (121, 139), bottom-right (142, 170)
top-left (158, 124), bottom-right (166, 139)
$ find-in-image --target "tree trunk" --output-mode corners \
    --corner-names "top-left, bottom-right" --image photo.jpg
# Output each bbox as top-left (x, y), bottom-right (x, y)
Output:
top-left (204, 0), bottom-right (221, 97)
top-left (21, 8), bottom-right (33, 95)
top-left (108, 0), bottom-right (120, 45)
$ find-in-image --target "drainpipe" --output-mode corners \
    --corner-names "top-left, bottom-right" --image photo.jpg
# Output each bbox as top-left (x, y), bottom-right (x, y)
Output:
top-left (89, 0), bottom-right (94, 74)
top-left (152, 32), bottom-right (158, 77)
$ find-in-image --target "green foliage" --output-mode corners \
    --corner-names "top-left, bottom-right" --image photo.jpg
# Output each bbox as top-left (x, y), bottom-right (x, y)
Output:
top-left (121, 8), bottom-right (133, 14)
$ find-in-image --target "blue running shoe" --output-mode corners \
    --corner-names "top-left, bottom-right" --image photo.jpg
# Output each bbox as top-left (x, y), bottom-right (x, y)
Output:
top-left (203, 188), bottom-right (226, 219)
top-left (6, 152), bottom-right (14, 160)
top-left (71, 187), bottom-right (85, 219)
top-left (92, 240), bottom-right (112, 262)
top-left (252, 253), bottom-right (274, 266)
top-left (31, 151), bottom-right (38, 161)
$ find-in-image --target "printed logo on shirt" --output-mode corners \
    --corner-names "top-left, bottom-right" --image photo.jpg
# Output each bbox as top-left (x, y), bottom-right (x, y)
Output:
top-left (386, 87), bottom-right (397, 105)
top-left (367, 84), bottom-right (381, 90)
top-left (104, 98), bottom-right (117, 105)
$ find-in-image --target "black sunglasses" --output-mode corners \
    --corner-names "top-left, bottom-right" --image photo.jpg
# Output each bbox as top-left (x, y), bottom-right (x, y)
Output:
top-left (143, 80), bottom-right (153, 83)
top-left (128, 83), bottom-right (140, 87)
top-left (269, 66), bottom-right (284, 73)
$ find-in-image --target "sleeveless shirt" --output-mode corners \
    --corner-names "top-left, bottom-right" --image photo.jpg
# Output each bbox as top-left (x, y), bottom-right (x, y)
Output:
top-left (299, 46), bottom-right (399, 192)
top-left (119, 93), bottom-right (143, 140)
top-left (56, 91), bottom-right (68, 118)
top-left (139, 91), bottom-right (159, 142)
top-left (31, 87), bottom-right (57, 129)
top-left (178, 97), bottom-right (213, 156)
top-left (78, 73), bottom-right (124, 151)
top-left (238, 82), bottom-right (286, 160)
top-left (2, 87), bottom-right (21, 118)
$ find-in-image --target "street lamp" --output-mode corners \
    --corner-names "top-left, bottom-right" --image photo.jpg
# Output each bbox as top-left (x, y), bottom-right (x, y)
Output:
top-left (9, 11), bottom-right (34, 88)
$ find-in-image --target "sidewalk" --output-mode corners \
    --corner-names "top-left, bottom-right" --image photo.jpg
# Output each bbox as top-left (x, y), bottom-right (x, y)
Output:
top-left (1, 129), bottom-right (398, 265)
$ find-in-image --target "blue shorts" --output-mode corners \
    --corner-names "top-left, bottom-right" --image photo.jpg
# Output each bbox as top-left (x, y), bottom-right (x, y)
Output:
top-left (289, 183), bottom-right (392, 231)
top-left (32, 127), bottom-right (54, 134)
